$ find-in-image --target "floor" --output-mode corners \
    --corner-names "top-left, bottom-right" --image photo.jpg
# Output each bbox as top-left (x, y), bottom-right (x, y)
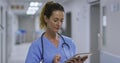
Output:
top-left (8, 43), bottom-right (31, 63)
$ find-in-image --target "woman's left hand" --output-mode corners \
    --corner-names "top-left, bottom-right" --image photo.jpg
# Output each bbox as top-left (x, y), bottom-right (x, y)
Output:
top-left (65, 55), bottom-right (88, 63)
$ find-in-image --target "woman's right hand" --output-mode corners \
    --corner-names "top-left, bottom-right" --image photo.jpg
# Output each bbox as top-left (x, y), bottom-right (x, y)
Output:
top-left (53, 54), bottom-right (61, 63)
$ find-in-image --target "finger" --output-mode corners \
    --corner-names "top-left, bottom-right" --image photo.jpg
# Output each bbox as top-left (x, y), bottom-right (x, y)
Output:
top-left (81, 56), bottom-right (88, 62)
top-left (77, 56), bottom-right (81, 61)
top-left (65, 61), bottom-right (73, 63)
top-left (70, 57), bottom-right (79, 63)
top-left (53, 54), bottom-right (61, 63)
top-left (65, 58), bottom-right (78, 63)
top-left (71, 59), bottom-right (78, 63)
top-left (76, 56), bottom-right (83, 63)
top-left (72, 56), bottom-right (80, 61)
top-left (55, 55), bottom-right (61, 61)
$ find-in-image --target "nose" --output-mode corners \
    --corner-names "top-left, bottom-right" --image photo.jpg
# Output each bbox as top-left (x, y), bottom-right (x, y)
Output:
top-left (57, 21), bottom-right (62, 26)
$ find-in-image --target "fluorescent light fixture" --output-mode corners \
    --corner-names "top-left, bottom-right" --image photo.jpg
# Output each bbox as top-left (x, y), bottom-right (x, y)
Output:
top-left (26, 10), bottom-right (36, 15)
top-left (26, 2), bottom-right (42, 15)
top-left (30, 2), bottom-right (42, 7)
top-left (28, 6), bottom-right (39, 11)
top-left (26, 7), bottom-right (39, 15)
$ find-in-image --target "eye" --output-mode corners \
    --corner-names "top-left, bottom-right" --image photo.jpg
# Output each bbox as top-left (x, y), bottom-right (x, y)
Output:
top-left (60, 20), bottom-right (63, 23)
top-left (54, 20), bottom-right (57, 22)
top-left (53, 18), bottom-right (59, 23)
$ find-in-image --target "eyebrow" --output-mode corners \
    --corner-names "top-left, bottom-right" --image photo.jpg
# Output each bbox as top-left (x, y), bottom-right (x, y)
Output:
top-left (54, 17), bottom-right (64, 20)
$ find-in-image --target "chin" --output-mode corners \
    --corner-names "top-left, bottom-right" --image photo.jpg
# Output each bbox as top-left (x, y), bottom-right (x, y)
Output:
top-left (54, 30), bottom-right (59, 33)
top-left (52, 29), bottom-right (60, 33)
top-left (55, 31), bottom-right (59, 33)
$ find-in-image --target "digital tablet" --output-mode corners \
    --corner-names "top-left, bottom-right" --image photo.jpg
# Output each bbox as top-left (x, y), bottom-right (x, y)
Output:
top-left (73, 52), bottom-right (92, 58)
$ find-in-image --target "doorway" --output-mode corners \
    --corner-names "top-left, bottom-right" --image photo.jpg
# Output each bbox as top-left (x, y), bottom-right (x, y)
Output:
top-left (90, 2), bottom-right (100, 63)
top-left (62, 12), bottom-right (72, 37)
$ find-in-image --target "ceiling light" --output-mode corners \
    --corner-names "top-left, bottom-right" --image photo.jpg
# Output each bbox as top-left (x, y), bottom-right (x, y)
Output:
top-left (28, 6), bottom-right (39, 11)
top-left (27, 2), bottom-right (42, 15)
top-left (26, 7), bottom-right (39, 15)
top-left (30, 2), bottom-right (42, 7)
top-left (26, 10), bottom-right (36, 15)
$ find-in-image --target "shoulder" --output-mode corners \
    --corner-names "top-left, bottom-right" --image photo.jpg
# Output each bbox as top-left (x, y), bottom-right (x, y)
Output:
top-left (29, 37), bottom-right (42, 52)
top-left (61, 35), bottom-right (76, 55)
top-left (61, 35), bottom-right (75, 45)
top-left (31, 37), bottom-right (41, 46)
top-left (61, 35), bottom-right (74, 42)
top-left (25, 37), bottom-right (42, 62)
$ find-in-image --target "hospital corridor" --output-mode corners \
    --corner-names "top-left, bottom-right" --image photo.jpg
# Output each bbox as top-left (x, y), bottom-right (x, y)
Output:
top-left (0, 0), bottom-right (120, 63)
top-left (8, 43), bottom-right (31, 63)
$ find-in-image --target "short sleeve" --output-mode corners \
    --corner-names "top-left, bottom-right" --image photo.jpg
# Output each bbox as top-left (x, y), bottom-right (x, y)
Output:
top-left (25, 41), bottom-right (42, 63)
top-left (69, 39), bottom-right (76, 56)
top-left (62, 35), bottom-right (77, 57)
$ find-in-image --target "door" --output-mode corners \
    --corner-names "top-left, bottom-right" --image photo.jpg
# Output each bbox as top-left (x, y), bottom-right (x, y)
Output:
top-left (90, 3), bottom-right (100, 63)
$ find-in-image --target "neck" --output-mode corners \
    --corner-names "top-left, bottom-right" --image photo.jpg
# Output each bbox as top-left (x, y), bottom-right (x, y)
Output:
top-left (44, 30), bottom-right (59, 47)
top-left (45, 30), bottom-right (58, 39)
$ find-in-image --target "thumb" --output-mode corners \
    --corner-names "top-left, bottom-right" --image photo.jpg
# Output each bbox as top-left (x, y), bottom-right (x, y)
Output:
top-left (55, 54), bottom-right (61, 61)
top-left (53, 54), bottom-right (61, 63)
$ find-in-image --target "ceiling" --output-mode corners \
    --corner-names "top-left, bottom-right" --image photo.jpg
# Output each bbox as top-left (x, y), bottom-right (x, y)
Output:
top-left (6, 0), bottom-right (69, 15)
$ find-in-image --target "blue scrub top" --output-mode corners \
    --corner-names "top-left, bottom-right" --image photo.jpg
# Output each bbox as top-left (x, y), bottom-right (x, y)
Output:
top-left (25, 35), bottom-right (76, 63)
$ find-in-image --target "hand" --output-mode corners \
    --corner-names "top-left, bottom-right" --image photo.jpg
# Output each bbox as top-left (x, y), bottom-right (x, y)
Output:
top-left (53, 54), bottom-right (61, 63)
top-left (65, 56), bottom-right (88, 63)
top-left (81, 56), bottom-right (88, 62)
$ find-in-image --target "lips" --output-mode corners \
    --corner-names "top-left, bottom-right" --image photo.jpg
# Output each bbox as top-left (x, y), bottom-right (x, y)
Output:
top-left (56, 28), bottom-right (59, 30)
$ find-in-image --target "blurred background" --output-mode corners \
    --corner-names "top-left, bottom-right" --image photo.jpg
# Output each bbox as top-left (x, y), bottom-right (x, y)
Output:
top-left (0, 0), bottom-right (120, 63)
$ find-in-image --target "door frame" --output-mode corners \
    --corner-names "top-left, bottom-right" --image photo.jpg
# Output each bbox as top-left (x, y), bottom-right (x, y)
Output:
top-left (89, 2), bottom-right (100, 63)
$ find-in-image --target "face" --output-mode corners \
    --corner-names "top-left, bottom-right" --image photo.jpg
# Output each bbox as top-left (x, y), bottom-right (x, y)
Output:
top-left (45, 10), bottom-right (64, 33)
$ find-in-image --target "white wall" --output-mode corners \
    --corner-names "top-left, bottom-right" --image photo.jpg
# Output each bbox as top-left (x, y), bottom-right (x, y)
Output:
top-left (0, 0), bottom-right (7, 6)
top-left (6, 9), bottom-right (19, 56)
top-left (100, 0), bottom-right (120, 63)
top-left (0, 4), bottom-right (2, 63)
top-left (63, 0), bottom-right (90, 54)
top-left (34, 16), bottom-right (45, 39)
top-left (0, 0), bottom-right (7, 63)
top-left (0, 0), bottom-right (19, 63)
top-left (101, 0), bottom-right (120, 56)
top-left (62, 0), bottom-right (90, 63)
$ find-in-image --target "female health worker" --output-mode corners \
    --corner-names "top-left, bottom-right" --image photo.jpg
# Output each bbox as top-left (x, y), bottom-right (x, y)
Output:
top-left (25, 1), bottom-right (87, 63)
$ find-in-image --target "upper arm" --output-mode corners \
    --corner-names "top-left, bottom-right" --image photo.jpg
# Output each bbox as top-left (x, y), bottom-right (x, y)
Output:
top-left (70, 40), bottom-right (76, 55)
top-left (63, 36), bottom-right (76, 56)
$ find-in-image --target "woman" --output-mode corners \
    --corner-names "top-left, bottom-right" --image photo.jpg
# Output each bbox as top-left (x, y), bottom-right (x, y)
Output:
top-left (25, 1), bottom-right (87, 63)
